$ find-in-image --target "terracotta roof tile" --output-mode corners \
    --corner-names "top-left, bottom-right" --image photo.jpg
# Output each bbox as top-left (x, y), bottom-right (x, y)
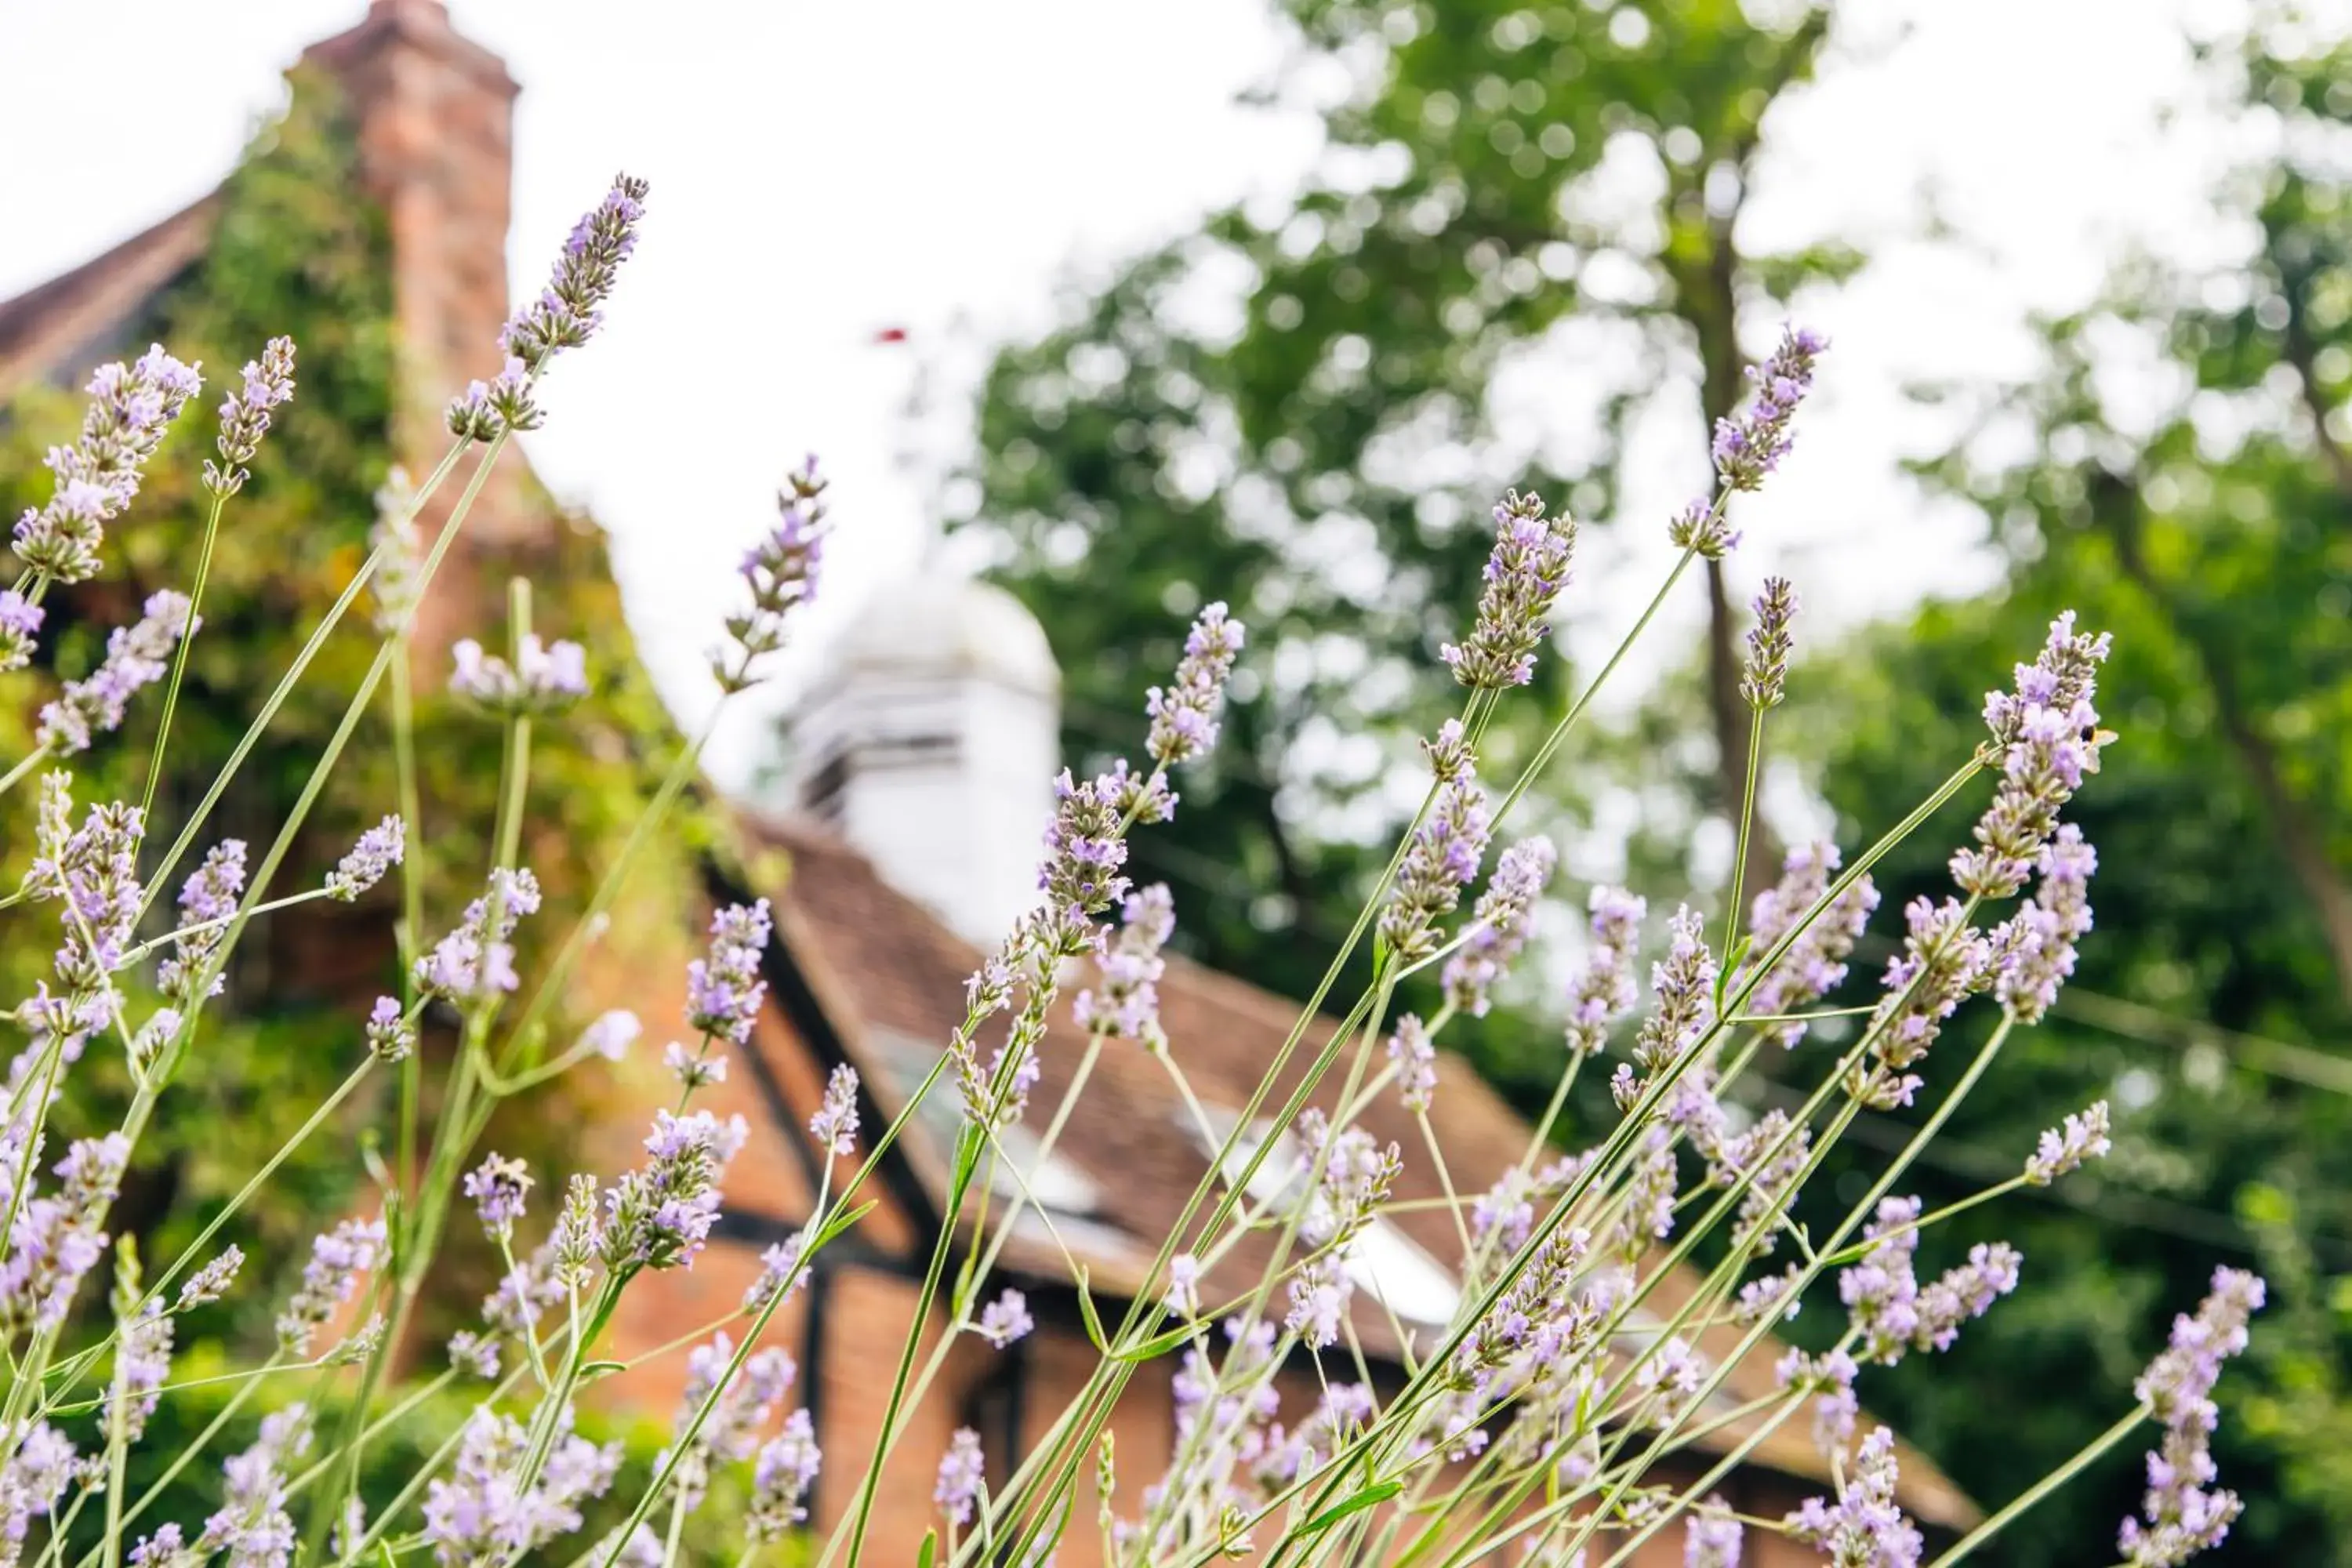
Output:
top-left (0, 194), bottom-right (220, 403)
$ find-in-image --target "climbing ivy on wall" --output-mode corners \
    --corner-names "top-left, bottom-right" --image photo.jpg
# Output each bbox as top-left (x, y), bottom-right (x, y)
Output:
top-left (0, 65), bottom-right (706, 1348)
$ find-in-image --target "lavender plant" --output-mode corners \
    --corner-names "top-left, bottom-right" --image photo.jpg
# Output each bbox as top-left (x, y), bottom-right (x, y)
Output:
top-left (0, 160), bottom-right (2263, 1568)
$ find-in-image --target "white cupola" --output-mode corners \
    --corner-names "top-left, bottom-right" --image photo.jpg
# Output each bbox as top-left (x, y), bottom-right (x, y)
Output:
top-left (782, 571), bottom-right (1062, 948)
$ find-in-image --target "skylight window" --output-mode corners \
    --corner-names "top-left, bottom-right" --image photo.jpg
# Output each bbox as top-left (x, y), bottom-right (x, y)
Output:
top-left (868, 1027), bottom-right (1102, 1219)
top-left (1185, 1105), bottom-right (1464, 1329)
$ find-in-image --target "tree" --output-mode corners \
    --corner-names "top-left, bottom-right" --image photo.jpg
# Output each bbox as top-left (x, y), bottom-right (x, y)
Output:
top-left (1790, 14), bottom-right (2352, 1558)
top-left (956, 0), bottom-right (1858, 1011)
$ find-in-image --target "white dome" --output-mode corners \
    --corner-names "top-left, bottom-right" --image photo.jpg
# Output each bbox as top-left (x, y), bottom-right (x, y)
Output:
top-left (830, 572), bottom-right (1059, 695)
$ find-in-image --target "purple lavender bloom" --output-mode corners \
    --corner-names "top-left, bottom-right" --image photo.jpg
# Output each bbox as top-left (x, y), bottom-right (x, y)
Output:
top-left (553, 1174), bottom-right (604, 1289)
top-left (464, 1153), bottom-right (534, 1242)
top-left (2120, 1269), bottom-right (2265, 1566)
top-left (1994, 824), bottom-right (2096, 1025)
top-left (1387, 1014), bottom-right (1438, 1113)
top-left (0, 1132), bottom-right (131, 1335)
top-left (1984, 611), bottom-right (2112, 749)
top-left (1776, 1345), bottom-right (1861, 1458)
top-left (447, 1330), bottom-right (500, 1380)
top-left (2026, 1099), bottom-right (2112, 1186)
top-left (419, 1405), bottom-right (620, 1565)
top-left (579, 1009), bottom-right (641, 1061)
top-left (274, 1215), bottom-right (386, 1356)
top-left (368, 466), bottom-right (423, 635)
top-left (742, 1230), bottom-right (809, 1315)
top-left (13, 346), bottom-right (202, 583)
top-left (1146, 602), bottom-right (1247, 765)
top-left (1914, 1242), bottom-right (2023, 1352)
top-left (1685, 1501), bottom-right (1743, 1568)
top-left (109, 1301), bottom-right (174, 1443)
top-left (746, 1409), bottom-right (822, 1540)
top-left (1784, 1427), bottom-right (1922, 1568)
top-left (808, 1062), bottom-right (861, 1157)
top-left (1566, 886), bottom-right (1646, 1055)
top-left (1073, 884), bottom-right (1174, 1048)
top-left (448, 633), bottom-right (589, 716)
top-left (1441, 490), bottom-right (1577, 688)
top-left (1040, 770), bottom-right (1131, 930)
top-left (196, 1404), bottom-right (308, 1568)
top-left (176, 1244), bottom-right (245, 1309)
top-left (326, 815), bottom-right (405, 902)
top-left (717, 459), bottom-right (829, 691)
top-left (600, 1109), bottom-right (747, 1272)
top-left (129, 1524), bottom-right (186, 1568)
top-left (662, 1334), bottom-right (797, 1509)
top-left (1285, 1255), bottom-right (1351, 1350)
top-left (157, 837), bottom-right (246, 1006)
top-left (498, 174), bottom-right (649, 364)
top-left (0, 590), bottom-right (45, 674)
top-left (1164, 1253), bottom-right (1203, 1317)
top-left (1740, 575), bottom-right (1798, 709)
top-left (1737, 841), bottom-right (1878, 1047)
top-left (1668, 495), bottom-right (1741, 560)
top-left (1711, 325), bottom-right (1826, 493)
top-left (1630, 906), bottom-right (1717, 1081)
top-left (664, 1039), bottom-right (728, 1092)
top-left (975, 1287), bottom-right (1035, 1348)
top-left (0, 1423), bottom-right (80, 1560)
top-left (414, 867), bottom-right (543, 1005)
top-left (688, 899), bottom-right (771, 1045)
top-left (21, 780), bottom-right (144, 1007)
top-left (1443, 834), bottom-right (1558, 1018)
top-left (203, 336), bottom-right (296, 497)
top-left (1379, 747), bottom-right (1491, 965)
top-left (365, 996), bottom-right (416, 1064)
top-left (38, 590), bottom-right (197, 756)
top-left (1860, 897), bottom-right (1994, 1106)
top-left (935, 1428), bottom-right (988, 1528)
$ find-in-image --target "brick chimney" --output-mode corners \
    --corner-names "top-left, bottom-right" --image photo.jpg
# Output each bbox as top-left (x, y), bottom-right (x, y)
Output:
top-left (302, 0), bottom-right (535, 555)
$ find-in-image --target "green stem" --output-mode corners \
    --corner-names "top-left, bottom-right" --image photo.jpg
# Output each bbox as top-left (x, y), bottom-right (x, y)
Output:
top-left (139, 489), bottom-right (228, 823)
top-left (0, 742), bottom-right (53, 798)
top-left (1720, 705), bottom-right (1766, 961)
top-left (1928, 1407), bottom-right (2149, 1567)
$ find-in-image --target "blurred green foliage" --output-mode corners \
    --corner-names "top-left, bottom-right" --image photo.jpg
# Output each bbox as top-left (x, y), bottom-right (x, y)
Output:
top-left (965, 2), bottom-right (2352, 1563)
top-left (956, 0), bottom-right (1852, 1018)
top-left (0, 58), bottom-right (701, 1457)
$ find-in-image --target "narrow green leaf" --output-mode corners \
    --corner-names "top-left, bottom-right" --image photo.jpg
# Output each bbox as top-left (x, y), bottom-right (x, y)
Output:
top-left (1301, 1479), bottom-right (1403, 1535)
top-left (916, 1529), bottom-right (938, 1568)
top-left (1074, 1266), bottom-right (1108, 1353)
top-left (813, 1199), bottom-right (878, 1248)
top-left (1113, 1323), bottom-right (1200, 1363)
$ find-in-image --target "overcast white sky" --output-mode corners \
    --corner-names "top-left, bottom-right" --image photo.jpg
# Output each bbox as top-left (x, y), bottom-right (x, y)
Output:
top-left (0, 0), bottom-right (2256, 789)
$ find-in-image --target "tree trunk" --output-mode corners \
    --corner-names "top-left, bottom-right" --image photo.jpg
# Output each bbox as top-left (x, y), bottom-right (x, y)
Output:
top-left (2094, 470), bottom-right (2352, 1005)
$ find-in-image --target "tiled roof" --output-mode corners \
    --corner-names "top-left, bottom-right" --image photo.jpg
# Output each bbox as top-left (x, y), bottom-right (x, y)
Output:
top-left (0, 194), bottom-right (220, 404)
top-left (739, 808), bottom-right (1979, 1528)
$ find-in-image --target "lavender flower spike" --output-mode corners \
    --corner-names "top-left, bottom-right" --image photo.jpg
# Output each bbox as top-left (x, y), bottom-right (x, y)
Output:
top-left (13, 345), bottom-right (203, 584)
top-left (1784, 1427), bottom-right (1921, 1567)
top-left (37, 590), bottom-right (198, 756)
top-left (203, 336), bottom-right (296, 497)
top-left (449, 634), bottom-right (589, 716)
top-left (975, 1287), bottom-right (1035, 1348)
top-left (464, 1152), bottom-right (533, 1241)
top-left (1073, 883), bottom-right (1175, 1048)
top-left (809, 1062), bottom-right (861, 1156)
top-left (325, 815), bottom-right (405, 902)
top-left (716, 457), bottom-right (829, 691)
top-left (935, 1428), bottom-right (987, 1527)
top-left (0, 590), bottom-right (45, 674)
top-left (1442, 489), bottom-right (1577, 689)
top-left (1146, 601), bottom-right (1246, 766)
top-left (1443, 833), bottom-right (1558, 1018)
top-left (2025, 1100), bottom-right (2111, 1185)
top-left (1566, 885), bottom-right (1646, 1056)
top-left (275, 1215), bottom-right (387, 1356)
top-left (1379, 735), bottom-right (1491, 965)
top-left (1740, 575), bottom-right (1798, 709)
top-left (688, 899), bottom-right (771, 1046)
top-left (2120, 1268), bottom-right (2265, 1566)
top-left (1994, 824), bottom-right (2096, 1025)
top-left (746, 1410), bottom-right (822, 1541)
top-left (499, 173), bottom-right (650, 364)
top-left (1711, 324), bottom-right (1826, 492)
top-left (157, 838), bottom-right (246, 1005)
